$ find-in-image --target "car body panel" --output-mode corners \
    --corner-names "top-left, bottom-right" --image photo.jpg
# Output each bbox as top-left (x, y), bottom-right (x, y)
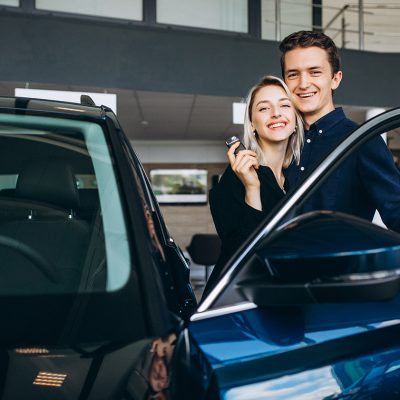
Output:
top-left (189, 299), bottom-right (400, 394)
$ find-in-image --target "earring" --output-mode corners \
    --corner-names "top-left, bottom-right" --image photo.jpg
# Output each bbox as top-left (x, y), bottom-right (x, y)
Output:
top-left (253, 130), bottom-right (256, 136)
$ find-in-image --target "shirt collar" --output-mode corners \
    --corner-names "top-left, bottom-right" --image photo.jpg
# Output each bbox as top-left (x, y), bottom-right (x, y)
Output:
top-left (307, 107), bottom-right (346, 135)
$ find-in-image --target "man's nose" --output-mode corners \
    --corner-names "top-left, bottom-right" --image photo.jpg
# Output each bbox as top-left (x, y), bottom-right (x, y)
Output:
top-left (299, 73), bottom-right (310, 89)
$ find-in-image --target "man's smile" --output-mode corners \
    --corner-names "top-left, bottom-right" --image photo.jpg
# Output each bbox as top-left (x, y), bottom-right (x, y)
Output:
top-left (297, 92), bottom-right (317, 98)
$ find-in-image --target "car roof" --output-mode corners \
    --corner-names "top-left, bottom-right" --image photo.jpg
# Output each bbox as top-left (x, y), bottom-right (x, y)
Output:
top-left (0, 96), bottom-right (106, 120)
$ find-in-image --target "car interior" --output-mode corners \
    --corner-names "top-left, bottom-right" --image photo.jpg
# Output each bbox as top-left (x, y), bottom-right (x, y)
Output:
top-left (0, 130), bottom-right (105, 295)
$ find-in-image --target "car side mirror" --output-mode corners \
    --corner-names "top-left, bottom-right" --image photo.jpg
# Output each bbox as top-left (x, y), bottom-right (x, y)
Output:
top-left (237, 211), bottom-right (400, 306)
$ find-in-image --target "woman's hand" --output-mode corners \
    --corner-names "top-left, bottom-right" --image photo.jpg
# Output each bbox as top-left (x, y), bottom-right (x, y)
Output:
top-left (228, 141), bottom-right (262, 210)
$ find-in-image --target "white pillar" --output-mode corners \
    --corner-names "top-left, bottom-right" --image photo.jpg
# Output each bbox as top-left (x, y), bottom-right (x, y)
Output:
top-left (366, 108), bottom-right (386, 141)
top-left (366, 108), bottom-right (387, 228)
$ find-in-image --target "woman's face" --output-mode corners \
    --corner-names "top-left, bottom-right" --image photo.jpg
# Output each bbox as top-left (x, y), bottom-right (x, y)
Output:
top-left (250, 84), bottom-right (296, 145)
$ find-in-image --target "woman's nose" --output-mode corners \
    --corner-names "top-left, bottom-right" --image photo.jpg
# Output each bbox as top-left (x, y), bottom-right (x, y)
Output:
top-left (272, 105), bottom-right (281, 117)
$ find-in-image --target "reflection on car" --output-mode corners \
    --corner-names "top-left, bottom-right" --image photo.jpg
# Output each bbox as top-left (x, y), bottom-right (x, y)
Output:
top-left (0, 97), bottom-right (400, 399)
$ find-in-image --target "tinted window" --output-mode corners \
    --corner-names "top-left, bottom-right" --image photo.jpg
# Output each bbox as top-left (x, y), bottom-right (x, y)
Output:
top-left (0, 114), bottom-right (131, 295)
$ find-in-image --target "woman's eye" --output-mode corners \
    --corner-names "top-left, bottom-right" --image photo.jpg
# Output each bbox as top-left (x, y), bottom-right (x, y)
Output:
top-left (281, 104), bottom-right (291, 108)
top-left (259, 107), bottom-right (269, 111)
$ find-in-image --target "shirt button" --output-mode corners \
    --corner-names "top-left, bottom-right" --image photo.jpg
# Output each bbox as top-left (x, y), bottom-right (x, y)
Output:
top-left (306, 138), bottom-right (311, 143)
top-left (300, 166), bottom-right (305, 171)
top-left (318, 129), bottom-right (323, 134)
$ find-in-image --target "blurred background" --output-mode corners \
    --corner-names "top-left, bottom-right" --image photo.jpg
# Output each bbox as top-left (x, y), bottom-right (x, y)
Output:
top-left (0, 0), bottom-right (399, 258)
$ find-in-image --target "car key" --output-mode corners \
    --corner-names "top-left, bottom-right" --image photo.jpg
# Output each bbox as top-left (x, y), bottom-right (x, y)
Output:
top-left (225, 136), bottom-right (246, 155)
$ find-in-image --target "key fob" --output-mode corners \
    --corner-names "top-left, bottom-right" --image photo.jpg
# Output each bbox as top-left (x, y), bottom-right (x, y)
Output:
top-left (225, 136), bottom-right (246, 155)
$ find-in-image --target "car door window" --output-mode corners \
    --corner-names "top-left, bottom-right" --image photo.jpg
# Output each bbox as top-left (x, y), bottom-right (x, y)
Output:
top-left (0, 113), bottom-right (131, 295)
top-left (199, 109), bottom-right (400, 312)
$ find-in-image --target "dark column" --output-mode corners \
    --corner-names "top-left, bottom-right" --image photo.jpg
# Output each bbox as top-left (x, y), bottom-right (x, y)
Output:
top-left (17, 0), bottom-right (34, 12)
top-left (248, 0), bottom-right (261, 39)
top-left (312, 0), bottom-right (322, 31)
top-left (143, 0), bottom-right (156, 25)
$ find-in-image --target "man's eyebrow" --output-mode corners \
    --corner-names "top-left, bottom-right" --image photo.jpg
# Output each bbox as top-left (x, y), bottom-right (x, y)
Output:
top-left (285, 66), bottom-right (322, 73)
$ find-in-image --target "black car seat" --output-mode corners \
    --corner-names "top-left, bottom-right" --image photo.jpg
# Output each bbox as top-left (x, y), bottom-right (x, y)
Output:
top-left (0, 160), bottom-right (90, 294)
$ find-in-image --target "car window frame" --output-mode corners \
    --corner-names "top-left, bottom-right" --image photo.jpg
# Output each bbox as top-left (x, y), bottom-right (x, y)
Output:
top-left (198, 107), bottom-right (400, 313)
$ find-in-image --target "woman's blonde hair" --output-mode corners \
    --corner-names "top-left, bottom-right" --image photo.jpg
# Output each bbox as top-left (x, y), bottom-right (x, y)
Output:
top-left (243, 75), bottom-right (304, 168)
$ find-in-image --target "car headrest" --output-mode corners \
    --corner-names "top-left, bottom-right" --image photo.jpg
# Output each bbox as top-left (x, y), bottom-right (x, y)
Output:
top-left (16, 160), bottom-right (80, 210)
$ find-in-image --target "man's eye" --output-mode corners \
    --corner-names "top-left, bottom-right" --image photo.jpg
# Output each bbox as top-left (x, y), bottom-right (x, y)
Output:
top-left (311, 71), bottom-right (322, 76)
top-left (286, 73), bottom-right (298, 79)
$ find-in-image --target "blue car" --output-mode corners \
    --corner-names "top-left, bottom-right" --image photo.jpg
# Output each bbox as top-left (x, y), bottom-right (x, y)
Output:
top-left (0, 96), bottom-right (399, 399)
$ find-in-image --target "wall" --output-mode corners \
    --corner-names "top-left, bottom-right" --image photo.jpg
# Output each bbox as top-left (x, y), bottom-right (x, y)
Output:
top-left (1, 12), bottom-right (400, 107)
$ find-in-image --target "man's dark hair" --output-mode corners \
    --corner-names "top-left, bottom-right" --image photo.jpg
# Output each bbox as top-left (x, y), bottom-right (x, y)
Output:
top-left (279, 30), bottom-right (341, 77)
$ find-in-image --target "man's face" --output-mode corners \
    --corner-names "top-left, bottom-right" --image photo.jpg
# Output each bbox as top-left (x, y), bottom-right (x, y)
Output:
top-left (283, 46), bottom-right (342, 126)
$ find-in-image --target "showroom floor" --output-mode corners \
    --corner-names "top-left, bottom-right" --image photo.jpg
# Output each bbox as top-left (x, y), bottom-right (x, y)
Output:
top-left (185, 251), bottom-right (213, 303)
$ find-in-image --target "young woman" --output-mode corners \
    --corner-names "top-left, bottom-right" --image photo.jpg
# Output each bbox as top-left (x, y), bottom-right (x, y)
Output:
top-left (203, 75), bottom-right (304, 296)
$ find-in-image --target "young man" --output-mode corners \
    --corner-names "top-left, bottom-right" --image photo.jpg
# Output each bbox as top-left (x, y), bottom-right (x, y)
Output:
top-left (280, 30), bottom-right (400, 231)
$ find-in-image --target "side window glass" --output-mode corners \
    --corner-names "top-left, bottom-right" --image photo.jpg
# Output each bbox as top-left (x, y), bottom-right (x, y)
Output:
top-left (287, 121), bottom-right (400, 233)
top-left (0, 114), bottom-right (131, 295)
top-left (206, 112), bottom-right (400, 311)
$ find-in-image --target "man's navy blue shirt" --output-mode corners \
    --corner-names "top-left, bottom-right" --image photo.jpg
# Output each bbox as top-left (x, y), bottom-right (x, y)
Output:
top-left (285, 107), bottom-right (400, 232)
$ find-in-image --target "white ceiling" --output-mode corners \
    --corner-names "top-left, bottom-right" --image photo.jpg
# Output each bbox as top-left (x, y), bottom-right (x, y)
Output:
top-left (116, 88), bottom-right (243, 141)
top-left (0, 80), bottom-right (381, 143)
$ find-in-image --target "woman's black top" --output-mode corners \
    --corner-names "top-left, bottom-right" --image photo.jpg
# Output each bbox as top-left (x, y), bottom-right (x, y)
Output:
top-left (203, 165), bottom-right (285, 298)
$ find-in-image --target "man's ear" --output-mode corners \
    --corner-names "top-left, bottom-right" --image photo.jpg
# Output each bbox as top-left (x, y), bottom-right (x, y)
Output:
top-left (331, 70), bottom-right (343, 90)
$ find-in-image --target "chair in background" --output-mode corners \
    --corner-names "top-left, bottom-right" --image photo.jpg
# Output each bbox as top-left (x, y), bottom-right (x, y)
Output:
top-left (186, 233), bottom-right (221, 283)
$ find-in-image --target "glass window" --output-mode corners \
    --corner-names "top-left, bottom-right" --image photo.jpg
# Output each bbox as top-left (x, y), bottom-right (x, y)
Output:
top-left (0, 174), bottom-right (17, 190)
top-left (76, 174), bottom-right (97, 189)
top-left (0, 0), bottom-right (19, 6)
top-left (157, 0), bottom-right (248, 33)
top-left (0, 0), bottom-right (19, 7)
top-left (36, 0), bottom-right (142, 21)
top-left (261, 0), bottom-right (312, 40)
top-left (0, 114), bottom-right (131, 295)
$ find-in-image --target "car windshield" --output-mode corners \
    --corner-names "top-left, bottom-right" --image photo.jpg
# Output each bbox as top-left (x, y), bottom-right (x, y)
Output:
top-left (0, 113), bottom-right (131, 295)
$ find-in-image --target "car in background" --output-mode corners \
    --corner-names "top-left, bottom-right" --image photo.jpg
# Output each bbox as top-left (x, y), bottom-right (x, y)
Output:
top-left (0, 96), bottom-right (399, 399)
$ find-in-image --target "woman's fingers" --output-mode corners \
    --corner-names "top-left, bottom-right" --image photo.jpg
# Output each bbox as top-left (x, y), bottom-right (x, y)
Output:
top-left (227, 141), bottom-right (240, 165)
top-left (227, 142), bottom-right (258, 168)
top-left (233, 153), bottom-right (259, 172)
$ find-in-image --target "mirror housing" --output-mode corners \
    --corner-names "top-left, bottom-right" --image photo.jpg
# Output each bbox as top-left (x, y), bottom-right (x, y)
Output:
top-left (237, 212), bottom-right (400, 305)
